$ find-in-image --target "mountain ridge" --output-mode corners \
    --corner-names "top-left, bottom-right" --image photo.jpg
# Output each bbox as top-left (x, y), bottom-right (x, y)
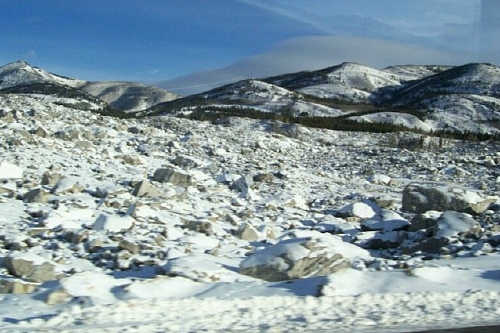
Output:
top-left (0, 61), bottom-right (179, 113)
top-left (2, 60), bottom-right (500, 136)
top-left (147, 61), bottom-right (500, 135)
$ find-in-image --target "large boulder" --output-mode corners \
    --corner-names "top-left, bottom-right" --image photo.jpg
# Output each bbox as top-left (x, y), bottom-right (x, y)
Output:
top-left (239, 232), bottom-right (370, 282)
top-left (0, 277), bottom-right (39, 294)
top-left (402, 211), bottom-right (481, 254)
top-left (23, 188), bottom-right (51, 204)
top-left (402, 183), bottom-right (497, 214)
top-left (153, 167), bottom-right (192, 188)
top-left (131, 180), bottom-right (163, 198)
top-left (3, 252), bottom-right (57, 283)
top-left (434, 211), bottom-right (481, 239)
top-left (335, 202), bottom-right (377, 219)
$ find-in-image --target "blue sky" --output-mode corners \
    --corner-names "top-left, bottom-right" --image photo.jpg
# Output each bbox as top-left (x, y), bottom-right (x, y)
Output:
top-left (0, 0), bottom-right (493, 86)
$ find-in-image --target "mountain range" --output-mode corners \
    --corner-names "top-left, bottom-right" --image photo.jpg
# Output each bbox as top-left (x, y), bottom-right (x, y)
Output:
top-left (0, 61), bottom-right (178, 113)
top-left (1, 60), bottom-right (500, 136)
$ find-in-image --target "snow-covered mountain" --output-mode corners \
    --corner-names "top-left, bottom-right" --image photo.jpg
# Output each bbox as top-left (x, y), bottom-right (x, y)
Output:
top-left (264, 62), bottom-right (409, 103)
top-left (0, 60), bottom-right (85, 89)
top-left (0, 61), bottom-right (179, 113)
top-left (146, 78), bottom-right (344, 118)
top-left (80, 81), bottom-right (179, 113)
top-left (2, 60), bottom-right (500, 134)
top-left (150, 62), bottom-right (500, 135)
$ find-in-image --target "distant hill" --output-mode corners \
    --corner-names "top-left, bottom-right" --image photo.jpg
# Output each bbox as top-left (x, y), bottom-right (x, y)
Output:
top-left (2, 60), bottom-right (499, 137)
top-left (0, 61), bottom-right (179, 113)
top-left (147, 62), bottom-right (500, 136)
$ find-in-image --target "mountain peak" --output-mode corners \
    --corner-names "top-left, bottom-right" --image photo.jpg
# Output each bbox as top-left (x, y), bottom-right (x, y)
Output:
top-left (0, 60), bottom-right (32, 72)
top-left (0, 60), bottom-right (88, 91)
top-left (0, 61), bottom-right (179, 113)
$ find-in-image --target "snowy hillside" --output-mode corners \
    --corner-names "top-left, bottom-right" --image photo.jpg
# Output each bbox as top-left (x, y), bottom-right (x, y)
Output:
top-left (265, 62), bottom-right (406, 103)
top-left (80, 81), bottom-right (179, 113)
top-left (1, 92), bottom-right (500, 332)
top-left (0, 60), bottom-right (85, 90)
top-left (390, 63), bottom-right (500, 105)
top-left (3, 60), bottom-right (500, 135)
top-left (382, 64), bottom-right (452, 82)
top-left (348, 112), bottom-right (433, 131)
top-left (0, 61), bottom-right (178, 113)
top-left (148, 79), bottom-right (344, 117)
top-left (150, 61), bottom-right (500, 135)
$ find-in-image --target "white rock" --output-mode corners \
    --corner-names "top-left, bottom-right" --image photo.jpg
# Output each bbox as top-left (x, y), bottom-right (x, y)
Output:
top-left (435, 211), bottom-right (481, 239)
top-left (336, 202), bottom-right (377, 219)
top-left (92, 213), bottom-right (135, 233)
top-left (361, 209), bottom-right (410, 232)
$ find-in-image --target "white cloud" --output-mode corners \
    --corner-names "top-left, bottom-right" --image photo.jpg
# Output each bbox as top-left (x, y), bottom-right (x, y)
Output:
top-left (236, 0), bottom-right (475, 29)
top-left (158, 35), bottom-right (478, 95)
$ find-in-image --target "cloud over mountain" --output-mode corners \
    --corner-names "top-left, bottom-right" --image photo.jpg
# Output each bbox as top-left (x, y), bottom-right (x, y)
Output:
top-left (158, 36), bottom-right (473, 95)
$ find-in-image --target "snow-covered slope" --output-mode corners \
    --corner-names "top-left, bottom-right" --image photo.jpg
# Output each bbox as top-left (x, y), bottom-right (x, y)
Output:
top-left (0, 60), bottom-right (85, 89)
top-left (149, 79), bottom-right (344, 117)
top-left (391, 63), bottom-right (500, 105)
top-left (1, 93), bottom-right (500, 331)
top-left (383, 64), bottom-right (453, 82)
top-left (153, 62), bottom-right (500, 134)
top-left (264, 62), bottom-right (407, 103)
top-left (385, 63), bottom-right (500, 133)
top-left (0, 61), bottom-right (179, 113)
top-left (80, 81), bottom-right (179, 113)
top-left (348, 111), bottom-right (433, 131)
top-left (3, 60), bottom-right (500, 134)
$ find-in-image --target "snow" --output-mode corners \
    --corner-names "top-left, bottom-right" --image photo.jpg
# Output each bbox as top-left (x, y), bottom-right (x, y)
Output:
top-left (0, 161), bottom-right (23, 180)
top-left (92, 213), bottom-right (135, 233)
top-left (0, 61), bottom-right (85, 90)
top-left (435, 211), bottom-right (479, 238)
top-left (349, 112), bottom-right (433, 132)
top-left (1, 85), bottom-right (500, 332)
top-left (43, 206), bottom-right (95, 230)
top-left (3, 287), bottom-right (500, 333)
top-left (5, 251), bottom-right (49, 266)
top-left (294, 62), bottom-right (405, 103)
top-left (337, 202), bottom-right (377, 219)
top-left (240, 238), bottom-right (311, 269)
top-left (59, 271), bottom-right (129, 305)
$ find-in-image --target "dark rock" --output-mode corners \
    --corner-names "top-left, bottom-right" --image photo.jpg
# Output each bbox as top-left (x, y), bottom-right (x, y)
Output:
top-left (153, 168), bottom-right (192, 188)
top-left (402, 237), bottom-right (450, 255)
top-left (23, 188), bottom-right (50, 204)
top-left (402, 183), bottom-right (497, 215)
top-left (184, 220), bottom-right (213, 236)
